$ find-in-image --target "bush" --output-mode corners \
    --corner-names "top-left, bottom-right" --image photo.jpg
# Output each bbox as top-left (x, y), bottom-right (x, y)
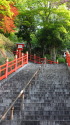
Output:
top-left (9, 57), bottom-right (14, 62)
top-left (44, 54), bottom-right (51, 60)
top-left (58, 57), bottom-right (66, 63)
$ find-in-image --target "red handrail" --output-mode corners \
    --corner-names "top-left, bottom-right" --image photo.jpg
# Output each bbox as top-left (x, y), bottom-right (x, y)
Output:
top-left (0, 52), bottom-right (58, 81)
top-left (66, 52), bottom-right (70, 66)
top-left (0, 52), bottom-right (28, 81)
top-left (28, 54), bottom-right (58, 64)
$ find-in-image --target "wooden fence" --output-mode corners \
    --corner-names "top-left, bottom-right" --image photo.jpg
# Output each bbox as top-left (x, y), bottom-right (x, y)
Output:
top-left (0, 52), bottom-right (28, 80)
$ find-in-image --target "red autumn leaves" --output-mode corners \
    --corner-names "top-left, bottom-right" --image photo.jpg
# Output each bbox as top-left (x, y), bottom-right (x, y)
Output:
top-left (0, 4), bottom-right (19, 33)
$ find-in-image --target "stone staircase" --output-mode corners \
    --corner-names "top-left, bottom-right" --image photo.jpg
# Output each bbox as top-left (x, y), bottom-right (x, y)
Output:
top-left (0, 63), bottom-right (40, 123)
top-left (0, 64), bottom-right (70, 125)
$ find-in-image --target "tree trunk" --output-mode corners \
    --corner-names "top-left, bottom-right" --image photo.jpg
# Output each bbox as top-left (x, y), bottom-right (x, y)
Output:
top-left (50, 46), bottom-right (56, 61)
top-left (42, 49), bottom-right (44, 57)
top-left (42, 44), bottom-right (46, 57)
top-left (26, 42), bottom-right (31, 54)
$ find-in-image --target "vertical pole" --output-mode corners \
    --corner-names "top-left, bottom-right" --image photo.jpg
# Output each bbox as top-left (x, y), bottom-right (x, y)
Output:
top-left (21, 93), bottom-right (24, 110)
top-left (57, 59), bottom-right (58, 64)
top-left (18, 50), bottom-right (22, 58)
top-left (15, 55), bottom-right (17, 71)
top-left (30, 53), bottom-right (31, 61)
top-left (22, 53), bottom-right (24, 66)
top-left (26, 51), bottom-right (28, 64)
top-left (35, 73), bottom-right (38, 85)
top-left (0, 67), bottom-right (1, 80)
top-left (16, 49), bottom-right (18, 58)
top-left (44, 57), bottom-right (46, 64)
top-left (10, 107), bottom-right (14, 120)
top-left (34, 54), bottom-right (36, 63)
top-left (39, 57), bottom-right (40, 64)
top-left (6, 58), bottom-right (8, 78)
top-left (68, 58), bottom-right (70, 66)
top-left (66, 51), bottom-right (70, 66)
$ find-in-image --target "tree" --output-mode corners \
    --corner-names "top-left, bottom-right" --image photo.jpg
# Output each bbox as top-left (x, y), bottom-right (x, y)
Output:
top-left (0, 0), bottom-right (19, 33)
top-left (15, 0), bottom-right (70, 60)
top-left (16, 8), bottom-right (36, 53)
top-left (35, 25), bottom-right (63, 59)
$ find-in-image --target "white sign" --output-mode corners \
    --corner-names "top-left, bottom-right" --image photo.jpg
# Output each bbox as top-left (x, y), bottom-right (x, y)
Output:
top-left (18, 45), bottom-right (22, 48)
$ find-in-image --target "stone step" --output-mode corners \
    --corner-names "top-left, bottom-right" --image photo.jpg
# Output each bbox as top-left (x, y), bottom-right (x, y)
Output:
top-left (0, 64), bottom-right (70, 125)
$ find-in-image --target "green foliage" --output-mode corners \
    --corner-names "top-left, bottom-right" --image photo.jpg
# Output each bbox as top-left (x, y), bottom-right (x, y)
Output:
top-left (0, 0), bottom-right (13, 17)
top-left (44, 54), bottom-right (51, 60)
top-left (0, 33), bottom-right (14, 51)
top-left (62, 33), bottom-right (70, 50)
top-left (9, 32), bottom-right (23, 43)
top-left (9, 57), bottom-right (14, 62)
top-left (0, 44), bottom-right (3, 48)
top-left (58, 57), bottom-right (66, 63)
top-left (14, 0), bottom-right (70, 59)
top-left (0, 57), bottom-right (6, 65)
top-left (30, 33), bottom-right (39, 47)
top-left (0, 0), bottom-right (70, 61)
top-left (35, 26), bottom-right (63, 56)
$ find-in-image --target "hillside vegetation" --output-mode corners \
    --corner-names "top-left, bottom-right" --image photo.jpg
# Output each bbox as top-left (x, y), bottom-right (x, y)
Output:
top-left (0, 34), bottom-right (14, 65)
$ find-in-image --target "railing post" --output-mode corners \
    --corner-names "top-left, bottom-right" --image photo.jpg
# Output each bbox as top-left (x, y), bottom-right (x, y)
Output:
top-left (22, 53), bottom-right (24, 66)
top-left (30, 54), bottom-right (31, 61)
top-left (26, 51), bottom-right (28, 64)
top-left (66, 51), bottom-right (70, 66)
top-left (68, 59), bottom-right (70, 66)
top-left (18, 50), bottom-right (22, 58)
top-left (21, 93), bottom-right (24, 110)
top-left (16, 49), bottom-right (18, 58)
top-left (57, 59), bottom-right (58, 64)
top-left (34, 54), bottom-right (36, 63)
top-left (0, 67), bottom-right (1, 80)
top-left (15, 55), bottom-right (17, 71)
top-left (35, 73), bottom-right (38, 85)
top-left (39, 57), bottom-right (40, 64)
top-left (10, 107), bottom-right (14, 120)
top-left (44, 57), bottom-right (46, 64)
top-left (6, 58), bottom-right (8, 78)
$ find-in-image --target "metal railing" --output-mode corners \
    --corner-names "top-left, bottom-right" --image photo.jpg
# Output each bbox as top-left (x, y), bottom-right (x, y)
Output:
top-left (0, 65), bottom-right (42, 123)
